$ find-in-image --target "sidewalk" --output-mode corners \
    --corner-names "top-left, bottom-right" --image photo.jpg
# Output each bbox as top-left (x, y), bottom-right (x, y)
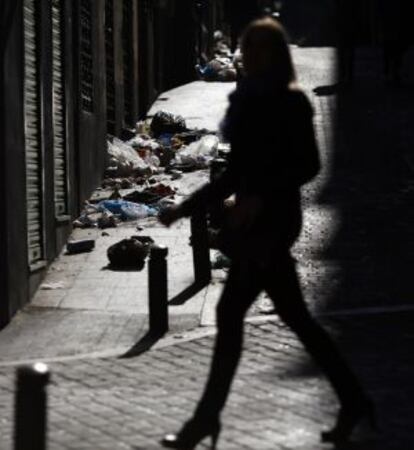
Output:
top-left (1, 46), bottom-right (414, 449)
top-left (0, 50), bottom-right (337, 364)
top-left (0, 82), bottom-right (235, 364)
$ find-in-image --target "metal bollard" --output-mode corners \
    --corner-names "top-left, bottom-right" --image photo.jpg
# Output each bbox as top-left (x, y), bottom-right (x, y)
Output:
top-left (191, 209), bottom-right (212, 285)
top-left (148, 245), bottom-right (169, 336)
top-left (14, 363), bottom-right (50, 450)
top-left (209, 158), bottom-right (228, 229)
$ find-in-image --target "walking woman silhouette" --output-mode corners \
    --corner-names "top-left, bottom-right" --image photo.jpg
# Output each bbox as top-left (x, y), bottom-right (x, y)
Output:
top-left (159, 17), bottom-right (375, 449)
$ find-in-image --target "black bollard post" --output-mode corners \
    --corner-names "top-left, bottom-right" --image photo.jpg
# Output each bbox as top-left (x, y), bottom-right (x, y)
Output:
top-left (14, 363), bottom-right (50, 450)
top-left (148, 245), bottom-right (169, 337)
top-left (209, 158), bottom-right (228, 229)
top-left (191, 209), bottom-right (212, 286)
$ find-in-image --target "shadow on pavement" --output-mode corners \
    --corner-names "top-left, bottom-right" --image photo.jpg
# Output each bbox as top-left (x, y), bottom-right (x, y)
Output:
top-left (119, 330), bottom-right (166, 359)
top-left (120, 279), bottom-right (209, 358)
top-left (312, 49), bottom-right (414, 445)
top-left (168, 280), bottom-right (208, 306)
top-left (317, 79), bottom-right (414, 312)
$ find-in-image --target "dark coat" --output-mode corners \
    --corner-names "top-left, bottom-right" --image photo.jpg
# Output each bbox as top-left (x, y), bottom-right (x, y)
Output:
top-left (181, 75), bottom-right (320, 260)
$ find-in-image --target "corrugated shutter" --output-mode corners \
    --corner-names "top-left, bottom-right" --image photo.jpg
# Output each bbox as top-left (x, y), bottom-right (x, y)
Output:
top-left (123, 0), bottom-right (134, 127)
top-left (52, 0), bottom-right (68, 218)
top-left (105, 0), bottom-right (115, 133)
top-left (80, 0), bottom-right (94, 112)
top-left (23, 0), bottom-right (45, 268)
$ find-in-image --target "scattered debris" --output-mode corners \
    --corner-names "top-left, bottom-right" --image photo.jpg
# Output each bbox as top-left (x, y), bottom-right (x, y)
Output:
top-left (97, 200), bottom-right (158, 221)
top-left (97, 211), bottom-right (117, 229)
top-left (173, 135), bottom-right (219, 169)
top-left (150, 111), bottom-right (188, 137)
top-left (123, 190), bottom-right (163, 205)
top-left (196, 57), bottom-right (238, 82)
top-left (107, 138), bottom-right (151, 177)
top-left (107, 236), bottom-right (154, 270)
top-left (196, 31), bottom-right (238, 82)
top-left (40, 282), bottom-right (66, 290)
top-left (69, 110), bottom-right (228, 273)
top-left (212, 253), bottom-right (231, 269)
top-left (66, 239), bottom-right (95, 255)
top-left (170, 169), bottom-right (183, 180)
top-left (213, 30), bottom-right (232, 58)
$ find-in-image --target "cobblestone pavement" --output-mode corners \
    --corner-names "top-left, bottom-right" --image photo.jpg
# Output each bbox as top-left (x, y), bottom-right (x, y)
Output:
top-left (292, 46), bottom-right (414, 316)
top-left (1, 314), bottom-right (414, 449)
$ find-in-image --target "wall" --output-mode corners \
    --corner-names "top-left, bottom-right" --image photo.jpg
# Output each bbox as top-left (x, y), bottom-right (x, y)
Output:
top-left (0, 0), bottom-right (220, 328)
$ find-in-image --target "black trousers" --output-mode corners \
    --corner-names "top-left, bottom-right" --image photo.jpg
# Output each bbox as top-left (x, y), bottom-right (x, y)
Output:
top-left (194, 252), bottom-right (363, 419)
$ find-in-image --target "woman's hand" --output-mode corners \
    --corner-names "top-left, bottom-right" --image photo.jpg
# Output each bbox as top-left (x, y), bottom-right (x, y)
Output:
top-left (158, 205), bottom-right (182, 227)
top-left (226, 194), bottom-right (263, 232)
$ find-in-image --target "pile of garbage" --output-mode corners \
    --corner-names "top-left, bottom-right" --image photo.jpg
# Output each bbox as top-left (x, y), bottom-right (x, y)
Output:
top-left (195, 31), bottom-right (240, 82)
top-left (73, 110), bottom-right (221, 229)
top-left (107, 110), bottom-right (219, 177)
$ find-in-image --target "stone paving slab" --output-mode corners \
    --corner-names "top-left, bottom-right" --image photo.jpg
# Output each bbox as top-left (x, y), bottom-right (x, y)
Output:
top-left (1, 315), bottom-right (414, 449)
top-left (147, 81), bottom-right (235, 133)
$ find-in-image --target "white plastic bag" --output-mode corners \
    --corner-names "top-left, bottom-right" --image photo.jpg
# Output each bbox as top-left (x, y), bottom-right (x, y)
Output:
top-left (107, 138), bottom-right (150, 176)
top-left (175, 135), bottom-right (219, 168)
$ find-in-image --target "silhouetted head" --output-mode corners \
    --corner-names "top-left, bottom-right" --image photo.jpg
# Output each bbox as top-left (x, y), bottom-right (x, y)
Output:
top-left (241, 17), bottom-right (296, 86)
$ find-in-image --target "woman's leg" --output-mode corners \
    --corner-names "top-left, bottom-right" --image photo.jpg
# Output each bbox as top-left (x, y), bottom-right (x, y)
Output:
top-left (194, 260), bottom-right (262, 419)
top-left (264, 253), bottom-right (364, 406)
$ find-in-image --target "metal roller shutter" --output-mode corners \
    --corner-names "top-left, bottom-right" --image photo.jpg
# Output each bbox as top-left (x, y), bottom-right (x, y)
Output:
top-left (52, 0), bottom-right (69, 218)
top-left (123, 0), bottom-right (134, 127)
top-left (23, 0), bottom-right (45, 268)
top-left (80, 0), bottom-right (94, 112)
top-left (105, 0), bottom-right (115, 133)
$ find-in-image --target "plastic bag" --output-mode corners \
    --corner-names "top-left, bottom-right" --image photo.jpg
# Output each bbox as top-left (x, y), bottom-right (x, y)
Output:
top-left (107, 138), bottom-right (150, 176)
top-left (127, 135), bottom-right (160, 152)
top-left (175, 135), bottom-right (219, 168)
top-left (98, 200), bottom-right (157, 221)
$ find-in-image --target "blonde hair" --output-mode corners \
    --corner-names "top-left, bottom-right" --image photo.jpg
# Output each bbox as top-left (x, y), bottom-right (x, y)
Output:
top-left (241, 17), bottom-right (296, 86)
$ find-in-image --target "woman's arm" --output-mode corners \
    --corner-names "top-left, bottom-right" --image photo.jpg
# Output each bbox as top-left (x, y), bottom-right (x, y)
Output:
top-left (159, 167), bottom-right (236, 226)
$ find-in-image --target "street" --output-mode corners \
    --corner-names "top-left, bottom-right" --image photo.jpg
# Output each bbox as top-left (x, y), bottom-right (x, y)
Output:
top-left (1, 24), bottom-right (414, 450)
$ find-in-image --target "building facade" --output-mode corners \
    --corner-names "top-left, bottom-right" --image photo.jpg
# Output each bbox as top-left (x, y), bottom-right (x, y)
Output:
top-left (0, 0), bottom-right (223, 328)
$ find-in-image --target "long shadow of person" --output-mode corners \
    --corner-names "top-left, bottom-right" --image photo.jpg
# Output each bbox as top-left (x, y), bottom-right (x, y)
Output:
top-left (313, 30), bottom-right (414, 449)
top-left (157, 17), bottom-right (376, 449)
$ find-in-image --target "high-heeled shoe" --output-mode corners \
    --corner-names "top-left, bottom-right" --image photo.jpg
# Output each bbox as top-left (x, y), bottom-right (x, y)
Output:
top-left (321, 397), bottom-right (377, 443)
top-left (161, 417), bottom-right (221, 449)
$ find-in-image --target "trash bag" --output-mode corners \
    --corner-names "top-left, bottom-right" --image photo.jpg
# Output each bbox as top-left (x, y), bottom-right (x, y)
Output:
top-left (98, 200), bottom-right (157, 221)
top-left (123, 190), bottom-right (162, 205)
top-left (150, 111), bottom-right (187, 137)
top-left (107, 138), bottom-right (150, 176)
top-left (196, 58), bottom-right (237, 82)
top-left (127, 135), bottom-right (160, 153)
top-left (107, 236), bottom-right (153, 270)
top-left (174, 129), bottom-right (213, 145)
top-left (175, 135), bottom-right (219, 169)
